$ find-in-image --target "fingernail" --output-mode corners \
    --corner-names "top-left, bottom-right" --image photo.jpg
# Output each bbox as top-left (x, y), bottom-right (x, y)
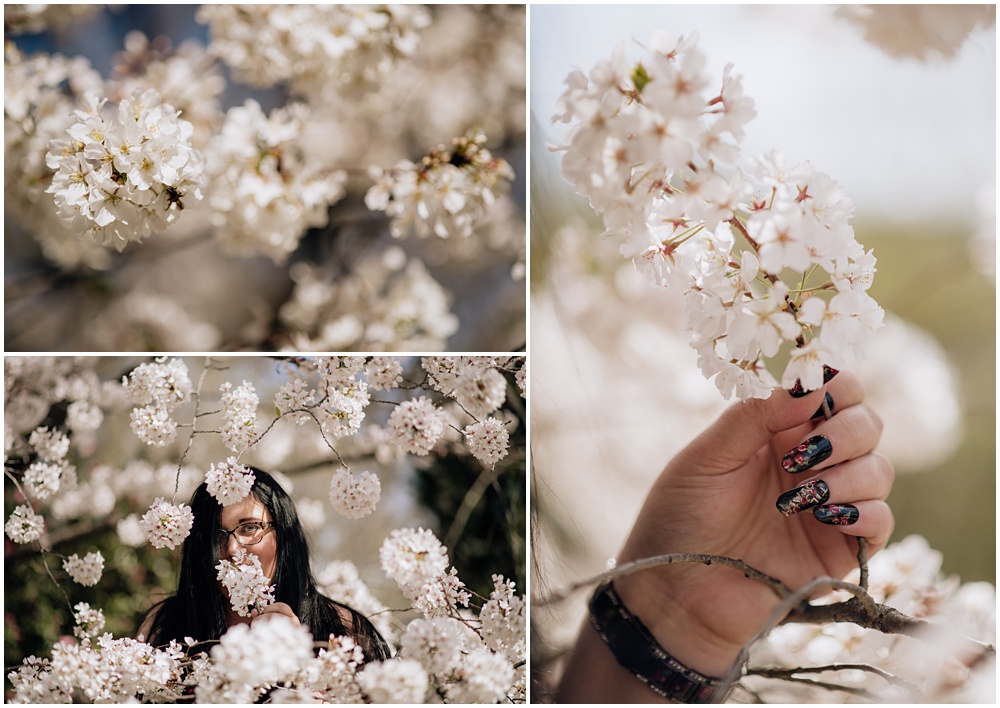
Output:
top-left (781, 435), bottom-right (832, 474)
top-left (813, 503), bottom-right (859, 526)
top-left (776, 479), bottom-right (830, 516)
top-left (788, 366), bottom-right (840, 398)
top-left (811, 393), bottom-right (835, 420)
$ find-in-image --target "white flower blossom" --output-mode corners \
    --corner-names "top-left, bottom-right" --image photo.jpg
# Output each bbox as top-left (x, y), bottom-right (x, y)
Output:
top-left (364, 356), bottom-right (403, 391)
top-left (63, 550), bottom-right (104, 587)
top-left (316, 561), bottom-right (395, 645)
top-left (464, 418), bottom-right (510, 466)
top-left (319, 381), bottom-right (370, 439)
top-left (216, 548), bottom-right (275, 618)
top-left (205, 457), bottom-right (255, 506)
top-left (553, 34), bottom-right (884, 400)
top-left (387, 396), bottom-right (446, 456)
top-left (275, 379), bottom-right (316, 422)
top-left (205, 99), bottom-right (346, 264)
top-left (443, 647), bottom-right (515, 704)
top-left (116, 513), bottom-right (147, 547)
top-left (5, 504), bottom-right (45, 544)
top-left (28, 426), bottom-right (70, 461)
top-left (408, 568), bottom-right (471, 618)
top-left (357, 658), bottom-right (429, 704)
top-left (329, 467), bottom-right (381, 520)
top-left (23, 460), bottom-right (65, 500)
top-left (72, 603), bottom-right (106, 640)
top-left (366, 130), bottom-right (514, 240)
top-left (219, 380), bottom-right (258, 452)
top-left (380, 527), bottom-right (449, 591)
top-left (211, 615), bottom-right (313, 689)
top-left (45, 88), bottom-right (203, 250)
top-left (140, 497), bottom-right (194, 549)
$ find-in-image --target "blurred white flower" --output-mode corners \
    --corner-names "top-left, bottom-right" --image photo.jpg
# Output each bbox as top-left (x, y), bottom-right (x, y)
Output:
top-left (380, 527), bottom-right (449, 591)
top-left (836, 4), bottom-right (996, 60)
top-left (63, 550), bottom-right (104, 586)
top-left (366, 130), bottom-right (514, 240)
top-left (116, 513), bottom-right (147, 547)
top-left (329, 467), bottom-right (381, 519)
top-left (72, 602), bottom-right (105, 640)
top-left (23, 460), bottom-right (65, 500)
top-left (357, 658), bottom-right (429, 704)
top-left (205, 100), bottom-right (346, 264)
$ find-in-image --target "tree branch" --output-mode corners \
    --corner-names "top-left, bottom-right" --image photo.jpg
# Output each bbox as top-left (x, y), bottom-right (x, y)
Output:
top-left (747, 662), bottom-right (919, 692)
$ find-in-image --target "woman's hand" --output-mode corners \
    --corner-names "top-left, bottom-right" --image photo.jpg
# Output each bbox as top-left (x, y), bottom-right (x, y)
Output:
top-left (558, 371), bottom-right (894, 701)
top-left (250, 602), bottom-right (301, 628)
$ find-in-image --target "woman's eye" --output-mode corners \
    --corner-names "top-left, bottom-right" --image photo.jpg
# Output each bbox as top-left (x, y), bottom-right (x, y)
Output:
top-left (241, 523), bottom-right (263, 533)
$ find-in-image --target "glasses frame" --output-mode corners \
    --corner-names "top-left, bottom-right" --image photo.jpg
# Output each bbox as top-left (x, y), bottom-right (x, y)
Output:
top-left (218, 521), bottom-right (275, 547)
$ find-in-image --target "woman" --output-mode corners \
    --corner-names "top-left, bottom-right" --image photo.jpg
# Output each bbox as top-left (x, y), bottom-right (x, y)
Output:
top-left (557, 371), bottom-right (895, 702)
top-left (139, 468), bottom-right (391, 663)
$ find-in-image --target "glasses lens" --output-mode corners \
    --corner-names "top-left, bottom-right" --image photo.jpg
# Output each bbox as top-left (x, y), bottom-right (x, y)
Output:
top-left (235, 523), bottom-right (265, 545)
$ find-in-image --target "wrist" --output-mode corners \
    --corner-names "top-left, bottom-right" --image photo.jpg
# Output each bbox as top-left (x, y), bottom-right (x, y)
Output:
top-left (613, 565), bottom-right (744, 678)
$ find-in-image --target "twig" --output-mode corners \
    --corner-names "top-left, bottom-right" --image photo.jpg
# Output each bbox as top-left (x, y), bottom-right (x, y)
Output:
top-left (856, 537), bottom-right (869, 591)
top-left (444, 464), bottom-right (505, 552)
top-left (747, 663), bottom-right (919, 692)
top-left (174, 356), bottom-right (214, 500)
top-left (535, 553), bottom-right (791, 607)
top-left (752, 674), bottom-right (879, 699)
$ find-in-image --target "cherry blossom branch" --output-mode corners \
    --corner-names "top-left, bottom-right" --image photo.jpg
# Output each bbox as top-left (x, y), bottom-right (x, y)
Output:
top-left (743, 673), bottom-right (880, 699)
top-left (173, 356), bottom-right (216, 500)
top-left (444, 464), bottom-right (506, 552)
top-left (746, 662), bottom-right (919, 692)
top-left (534, 553), bottom-right (791, 607)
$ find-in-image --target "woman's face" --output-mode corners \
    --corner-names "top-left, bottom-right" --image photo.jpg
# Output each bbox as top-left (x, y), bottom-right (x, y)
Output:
top-left (218, 495), bottom-right (277, 582)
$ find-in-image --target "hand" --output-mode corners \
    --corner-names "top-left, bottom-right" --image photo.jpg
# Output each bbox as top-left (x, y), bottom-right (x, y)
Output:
top-left (557, 371), bottom-right (894, 701)
top-left (250, 602), bottom-right (301, 628)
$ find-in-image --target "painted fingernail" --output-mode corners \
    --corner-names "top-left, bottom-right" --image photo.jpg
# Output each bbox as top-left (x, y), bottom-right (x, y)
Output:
top-left (776, 479), bottom-right (830, 516)
top-left (788, 366), bottom-right (840, 398)
top-left (813, 503), bottom-right (859, 526)
top-left (781, 435), bottom-right (832, 474)
top-left (811, 393), bottom-right (835, 420)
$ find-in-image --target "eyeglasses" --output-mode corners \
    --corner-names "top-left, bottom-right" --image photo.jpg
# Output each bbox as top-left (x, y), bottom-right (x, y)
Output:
top-left (218, 521), bottom-right (274, 547)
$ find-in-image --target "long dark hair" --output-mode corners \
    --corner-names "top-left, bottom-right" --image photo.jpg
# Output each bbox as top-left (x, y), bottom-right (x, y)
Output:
top-left (142, 468), bottom-right (391, 662)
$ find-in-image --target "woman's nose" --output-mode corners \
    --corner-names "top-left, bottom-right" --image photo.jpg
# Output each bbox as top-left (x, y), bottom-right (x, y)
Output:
top-left (225, 533), bottom-right (240, 557)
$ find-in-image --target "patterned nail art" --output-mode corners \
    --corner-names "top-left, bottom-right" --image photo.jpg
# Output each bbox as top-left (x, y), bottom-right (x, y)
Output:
top-left (813, 503), bottom-right (859, 526)
top-left (776, 480), bottom-right (830, 516)
top-left (788, 366), bottom-right (840, 398)
top-left (781, 435), bottom-right (832, 474)
top-left (811, 393), bottom-right (835, 420)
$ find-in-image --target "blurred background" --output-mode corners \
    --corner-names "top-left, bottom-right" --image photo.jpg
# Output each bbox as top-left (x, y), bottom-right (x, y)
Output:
top-left (529, 3), bottom-right (995, 698)
top-left (4, 5), bottom-right (526, 352)
top-left (4, 356), bottom-right (527, 691)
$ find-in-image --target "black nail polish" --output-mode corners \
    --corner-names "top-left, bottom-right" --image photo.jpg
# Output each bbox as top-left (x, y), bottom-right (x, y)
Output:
top-left (813, 503), bottom-right (859, 526)
top-left (776, 480), bottom-right (830, 516)
top-left (788, 366), bottom-right (840, 398)
top-left (811, 393), bottom-right (835, 420)
top-left (781, 435), bottom-right (832, 474)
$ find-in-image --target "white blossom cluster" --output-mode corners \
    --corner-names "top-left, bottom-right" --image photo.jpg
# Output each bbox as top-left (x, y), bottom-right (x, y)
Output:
top-left (62, 550), bottom-right (104, 587)
top-left (422, 356), bottom-right (508, 418)
top-left (358, 657), bottom-right (429, 703)
top-left (4, 4), bottom-right (102, 35)
top-left (380, 527), bottom-right (524, 702)
top-left (205, 457), bottom-right (255, 506)
top-left (366, 129), bottom-right (514, 240)
top-left (218, 380), bottom-right (259, 452)
top-left (387, 396), bottom-right (448, 456)
top-left (751, 535), bottom-right (996, 702)
top-left (317, 560), bottom-right (396, 644)
top-left (836, 4), bottom-right (996, 60)
top-left (139, 497), bottom-right (194, 550)
top-left (45, 87), bottom-right (203, 249)
top-left (123, 357), bottom-right (192, 447)
top-left (196, 5), bottom-right (430, 98)
top-left (279, 249), bottom-right (460, 351)
top-left (198, 615), bottom-right (314, 703)
top-left (205, 99), bottom-right (346, 264)
top-left (553, 32), bottom-right (884, 399)
top-left (329, 467), bottom-right (381, 519)
top-left (216, 548), bottom-right (276, 618)
top-left (4, 44), bottom-right (111, 269)
top-left (72, 602), bottom-right (106, 640)
top-left (5, 504), bottom-right (45, 544)
top-left (464, 417), bottom-right (510, 467)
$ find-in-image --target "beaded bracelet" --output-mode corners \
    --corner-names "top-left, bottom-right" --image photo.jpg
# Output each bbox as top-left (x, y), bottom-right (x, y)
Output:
top-left (588, 581), bottom-right (727, 704)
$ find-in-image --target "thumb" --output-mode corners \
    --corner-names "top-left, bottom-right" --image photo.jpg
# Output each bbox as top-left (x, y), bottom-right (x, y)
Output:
top-left (681, 386), bottom-right (828, 473)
